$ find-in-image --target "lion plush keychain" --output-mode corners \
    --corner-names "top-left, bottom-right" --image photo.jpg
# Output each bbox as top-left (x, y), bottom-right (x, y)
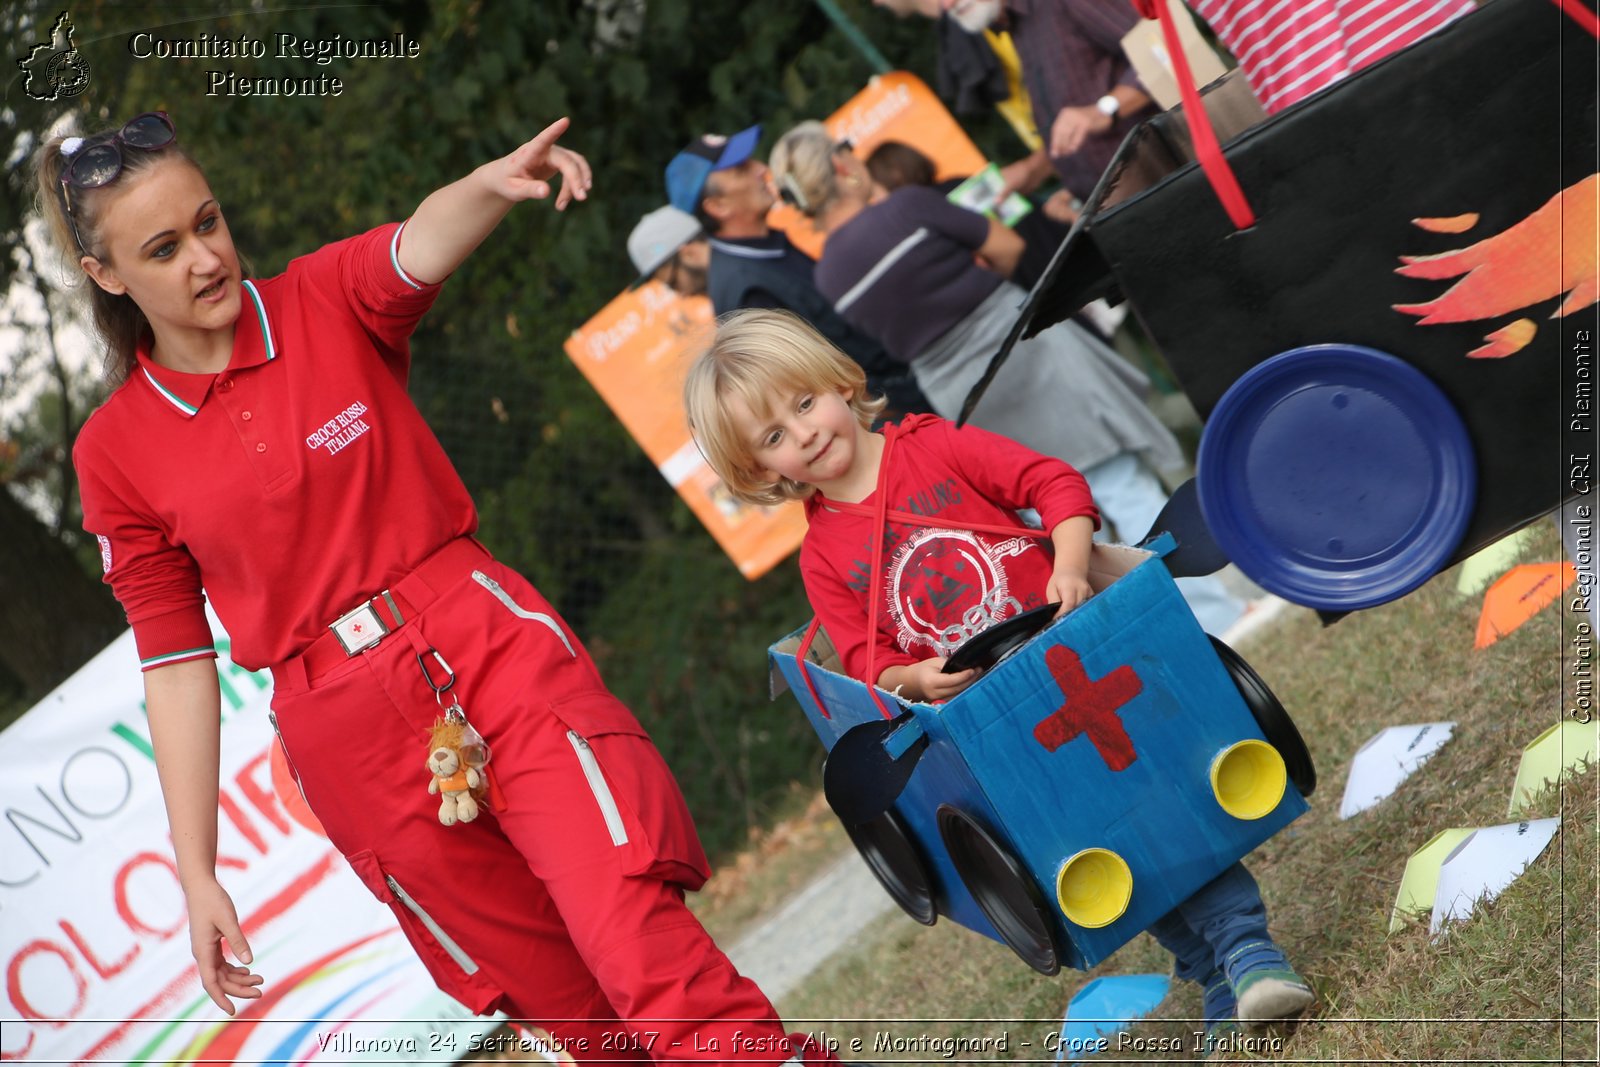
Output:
top-left (417, 647), bottom-right (501, 827)
top-left (426, 718), bottom-right (486, 826)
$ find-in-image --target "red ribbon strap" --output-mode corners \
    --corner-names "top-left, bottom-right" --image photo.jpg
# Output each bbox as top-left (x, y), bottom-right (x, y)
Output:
top-left (1554, 0), bottom-right (1600, 37)
top-left (861, 432), bottom-right (899, 719)
top-left (1131, 0), bottom-right (1256, 229)
top-left (794, 616), bottom-right (833, 720)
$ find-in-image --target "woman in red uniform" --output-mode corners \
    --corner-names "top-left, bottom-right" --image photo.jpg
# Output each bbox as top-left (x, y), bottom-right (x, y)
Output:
top-left (43, 111), bottom-right (830, 1065)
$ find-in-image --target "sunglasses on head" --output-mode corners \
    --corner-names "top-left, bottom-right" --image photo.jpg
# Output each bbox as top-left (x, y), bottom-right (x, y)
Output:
top-left (57, 111), bottom-right (177, 253)
top-left (776, 137), bottom-right (857, 210)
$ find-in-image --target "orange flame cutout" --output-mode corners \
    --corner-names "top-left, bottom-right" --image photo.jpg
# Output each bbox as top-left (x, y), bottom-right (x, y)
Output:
top-left (1411, 213), bottom-right (1480, 234)
top-left (1393, 174), bottom-right (1598, 357)
top-left (1467, 318), bottom-right (1537, 360)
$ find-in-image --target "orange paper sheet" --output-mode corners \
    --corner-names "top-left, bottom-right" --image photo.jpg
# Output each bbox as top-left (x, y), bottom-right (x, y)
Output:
top-left (1474, 562), bottom-right (1576, 648)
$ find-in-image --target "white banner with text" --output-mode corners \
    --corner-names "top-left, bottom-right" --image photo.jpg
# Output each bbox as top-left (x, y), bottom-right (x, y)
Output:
top-left (0, 616), bottom-right (497, 1064)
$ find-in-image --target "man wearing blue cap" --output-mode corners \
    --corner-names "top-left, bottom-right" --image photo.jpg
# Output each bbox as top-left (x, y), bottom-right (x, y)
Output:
top-left (667, 126), bottom-right (930, 419)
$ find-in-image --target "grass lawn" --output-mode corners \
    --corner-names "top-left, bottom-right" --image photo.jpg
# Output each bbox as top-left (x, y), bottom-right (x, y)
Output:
top-left (719, 523), bottom-right (1594, 1064)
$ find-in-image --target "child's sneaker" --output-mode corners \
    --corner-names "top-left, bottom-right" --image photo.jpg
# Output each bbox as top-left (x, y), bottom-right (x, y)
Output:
top-left (1222, 939), bottom-right (1314, 1026)
top-left (1196, 968), bottom-right (1241, 1058)
top-left (1202, 967), bottom-right (1238, 1027)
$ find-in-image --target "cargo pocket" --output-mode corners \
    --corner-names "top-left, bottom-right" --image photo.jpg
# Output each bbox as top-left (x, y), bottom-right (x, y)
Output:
top-left (548, 690), bottom-right (712, 890)
top-left (345, 848), bottom-right (504, 1014)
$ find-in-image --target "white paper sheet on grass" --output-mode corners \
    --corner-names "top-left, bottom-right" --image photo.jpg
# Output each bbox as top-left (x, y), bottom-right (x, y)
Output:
top-left (1430, 818), bottom-right (1561, 934)
top-left (1339, 722), bottom-right (1456, 819)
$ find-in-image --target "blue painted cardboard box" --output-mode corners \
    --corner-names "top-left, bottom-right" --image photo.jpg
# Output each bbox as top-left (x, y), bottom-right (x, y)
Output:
top-left (769, 541), bottom-right (1310, 972)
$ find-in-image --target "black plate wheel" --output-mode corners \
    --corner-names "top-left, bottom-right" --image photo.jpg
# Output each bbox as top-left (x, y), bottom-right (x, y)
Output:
top-left (1208, 635), bottom-right (1317, 796)
top-left (936, 805), bottom-right (1061, 975)
top-left (844, 809), bottom-right (937, 926)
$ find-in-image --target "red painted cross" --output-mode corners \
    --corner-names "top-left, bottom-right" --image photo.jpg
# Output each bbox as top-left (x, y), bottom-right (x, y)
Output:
top-left (1033, 645), bottom-right (1141, 771)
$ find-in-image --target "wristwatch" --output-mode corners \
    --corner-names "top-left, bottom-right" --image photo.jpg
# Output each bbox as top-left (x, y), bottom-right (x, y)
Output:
top-left (1095, 94), bottom-right (1120, 118)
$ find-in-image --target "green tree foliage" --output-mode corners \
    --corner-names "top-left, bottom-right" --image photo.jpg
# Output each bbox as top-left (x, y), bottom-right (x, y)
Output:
top-left (1, 0), bottom-right (968, 855)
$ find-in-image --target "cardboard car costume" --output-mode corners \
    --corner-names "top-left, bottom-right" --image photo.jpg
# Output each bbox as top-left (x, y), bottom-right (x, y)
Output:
top-left (769, 541), bottom-right (1313, 973)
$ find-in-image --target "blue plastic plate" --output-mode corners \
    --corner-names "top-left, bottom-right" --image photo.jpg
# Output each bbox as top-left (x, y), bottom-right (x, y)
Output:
top-left (1196, 344), bottom-right (1476, 611)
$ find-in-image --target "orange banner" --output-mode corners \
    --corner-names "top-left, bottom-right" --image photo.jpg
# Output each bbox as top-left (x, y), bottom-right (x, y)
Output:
top-left (564, 282), bottom-right (808, 579)
top-left (569, 72), bottom-right (987, 578)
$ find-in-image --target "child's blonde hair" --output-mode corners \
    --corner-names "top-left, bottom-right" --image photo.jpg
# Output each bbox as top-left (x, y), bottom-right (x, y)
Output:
top-left (685, 309), bottom-right (886, 506)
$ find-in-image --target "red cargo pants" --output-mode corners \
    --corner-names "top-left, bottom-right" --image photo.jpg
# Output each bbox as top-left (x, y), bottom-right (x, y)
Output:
top-left (270, 539), bottom-right (826, 1064)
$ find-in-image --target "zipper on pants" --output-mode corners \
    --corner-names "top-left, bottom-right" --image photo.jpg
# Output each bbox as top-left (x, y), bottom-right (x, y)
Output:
top-left (471, 570), bottom-right (576, 657)
top-left (386, 874), bottom-right (481, 974)
top-left (567, 731), bottom-right (629, 846)
top-left (267, 711), bottom-right (310, 808)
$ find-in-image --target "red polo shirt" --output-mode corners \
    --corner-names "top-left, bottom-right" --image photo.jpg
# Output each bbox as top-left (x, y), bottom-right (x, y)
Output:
top-left (74, 222), bottom-right (477, 672)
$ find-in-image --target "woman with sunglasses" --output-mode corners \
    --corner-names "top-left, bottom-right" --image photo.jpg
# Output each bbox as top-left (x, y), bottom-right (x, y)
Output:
top-left (770, 121), bottom-right (1246, 635)
top-left (41, 112), bottom-right (837, 1065)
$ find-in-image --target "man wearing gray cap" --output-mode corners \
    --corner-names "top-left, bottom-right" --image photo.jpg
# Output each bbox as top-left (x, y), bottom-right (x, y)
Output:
top-left (628, 205), bottom-right (711, 297)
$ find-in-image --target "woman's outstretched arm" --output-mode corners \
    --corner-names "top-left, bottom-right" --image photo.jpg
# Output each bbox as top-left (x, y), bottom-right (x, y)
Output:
top-left (396, 116), bottom-right (592, 286)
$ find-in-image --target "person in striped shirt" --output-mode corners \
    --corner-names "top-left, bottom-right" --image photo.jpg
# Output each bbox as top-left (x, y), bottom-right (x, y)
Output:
top-left (1183, 0), bottom-right (1476, 114)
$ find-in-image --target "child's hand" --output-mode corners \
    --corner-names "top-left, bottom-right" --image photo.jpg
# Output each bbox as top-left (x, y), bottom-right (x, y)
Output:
top-left (1047, 515), bottom-right (1095, 617)
top-left (916, 658), bottom-right (979, 701)
top-left (880, 658), bottom-right (979, 702)
top-left (492, 117), bottom-right (593, 210)
top-left (1047, 571), bottom-right (1094, 617)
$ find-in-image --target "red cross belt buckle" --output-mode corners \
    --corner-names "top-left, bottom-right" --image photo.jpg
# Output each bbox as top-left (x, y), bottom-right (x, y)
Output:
top-left (330, 598), bottom-right (391, 655)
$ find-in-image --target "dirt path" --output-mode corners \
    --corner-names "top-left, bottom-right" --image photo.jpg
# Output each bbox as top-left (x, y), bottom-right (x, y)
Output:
top-left (724, 849), bottom-right (895, 1003)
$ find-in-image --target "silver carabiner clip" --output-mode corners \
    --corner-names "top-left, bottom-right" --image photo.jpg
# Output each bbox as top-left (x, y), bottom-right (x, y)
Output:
top-left (417, 648), bottom-right (456, 694)
top-left (417, 648), bottom-right (467, 717)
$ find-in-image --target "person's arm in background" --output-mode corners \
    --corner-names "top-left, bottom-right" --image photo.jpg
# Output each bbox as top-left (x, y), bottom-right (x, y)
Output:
top-left (908, 183), bottom-right (1024, 280)
top-left (976, 217), bottom-right (1025, 279)
top-left (1045, 0), bottom-right (1153, 158)
top-left (145, 660), bottom-right (263, 1015)
top-left (1041, 189), bottom-right (1081, 224)
top-left (998, 148), bottom-right (1054, 198)
top-left (1049, 84), bottom-right (1152, 157)
top-left (396, 117), bottom-right (593, 285)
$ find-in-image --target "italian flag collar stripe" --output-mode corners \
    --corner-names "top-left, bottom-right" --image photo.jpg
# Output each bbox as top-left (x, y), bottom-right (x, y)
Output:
top-left (142, 367), bottom-right (199, 416)
top-left (141, 281), bottom-right (274, 417)
top-left (242, 279), bottom-right (276, 361)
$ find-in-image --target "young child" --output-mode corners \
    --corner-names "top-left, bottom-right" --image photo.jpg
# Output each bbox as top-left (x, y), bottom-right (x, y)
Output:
top-left (684, 308), bottom-right (1315, 1038)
